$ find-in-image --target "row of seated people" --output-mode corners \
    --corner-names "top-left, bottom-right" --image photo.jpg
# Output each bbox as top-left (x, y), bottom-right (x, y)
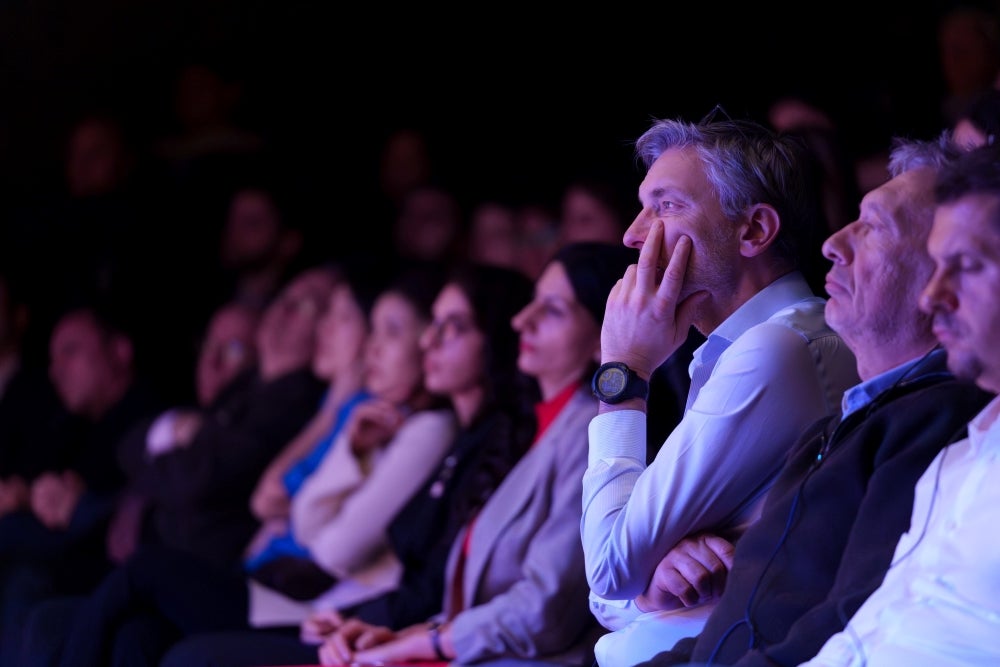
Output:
top-left (3, 110), bottom-right (1000, 667)
top-left (0, 237), bottom-right (654, 667)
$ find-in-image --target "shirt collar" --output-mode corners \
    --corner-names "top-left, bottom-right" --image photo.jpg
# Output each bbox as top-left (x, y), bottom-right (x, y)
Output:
top-left (968, 394), bottom-right (1000, 453)
top-left (841, 348), bottom-right (945, 420)
top-left (691, 271), bottom-right (814, 370)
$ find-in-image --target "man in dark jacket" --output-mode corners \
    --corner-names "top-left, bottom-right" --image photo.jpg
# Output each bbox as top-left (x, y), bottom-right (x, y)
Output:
top-left (619, 134), bottom-right (994, 667)
top-left (0, 304), bottom-right (163, 667)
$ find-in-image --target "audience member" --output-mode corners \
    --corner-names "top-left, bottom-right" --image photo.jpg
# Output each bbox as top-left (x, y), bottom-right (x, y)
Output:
top-left (465, 198), bottom-right (522, 272)
top-left (581, 114), bottom-right (859, 666)
top-left (104, 300), bottom-right (261, 566)
top-left (152, 60), bottom-right (265, 179)
top-left (6, 111), bottom-right (159, 383)
top-left (156, 263), bottom-right (536, 667)
top-left (937, 5), bottom-right (1000, 127)
top-left (17, 264), bottom-right (335, 667)
top-left (631, 134), bottom-right (993, 667)
top-left (390, 181), bottom-right (466, 270)
top-left (514, 198), bottom-right (561, 280)
top-left (250, 265), bottom-right (454, 613)
top-left (36, 265), bottom-right (456, 667)
top-left (767, 93), bottom-right (862, 290)
top-left (246, 260), bottom-right (387, 550)
top-left (113, 263), bottom-right (334, 566)
top-left (0, 304), bottom-right (163, 667)
top-left (212, 180), bottom-right (308, 313)
top-left (315, 242), bottom-right (638, 667)
top-left (557, 174), bottom-right (633, 247)
top-left (800, 138), bottom-right (1000, 667)
top-left (193, 301), bottom-right (262, 410)
top-left (376, 127), bottom-right (435, 214)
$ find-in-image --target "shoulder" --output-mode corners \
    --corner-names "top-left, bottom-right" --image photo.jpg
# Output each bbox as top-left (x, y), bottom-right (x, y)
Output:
top-left (756, 296), bottom-right (837, 344)
top-left (398, 408), bottom-right (458, 438)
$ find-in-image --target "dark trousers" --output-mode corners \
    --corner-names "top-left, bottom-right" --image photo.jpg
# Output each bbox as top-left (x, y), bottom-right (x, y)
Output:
top-left (51, 545), bottom-right (250, 667)
top-left (161, 629), bottom-right (316, 667)
top-left (0, 510), bottom-right (111, 667)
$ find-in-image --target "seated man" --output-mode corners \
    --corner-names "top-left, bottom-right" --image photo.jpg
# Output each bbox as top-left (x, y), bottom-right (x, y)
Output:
top-left (632, 134), bottom-right (994, 667)
top-left (801, 137), bottom-right (1000, 666)
top-left (582, 114), bottom-right (859, 666)
top-left (17, 264), bottom-right (335, 667)
top-left (0, 303), bottom-right (163, 666)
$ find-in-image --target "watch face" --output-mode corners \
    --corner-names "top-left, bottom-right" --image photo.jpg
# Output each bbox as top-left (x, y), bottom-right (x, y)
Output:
top-left (597, 366), bottom-right (628, 396)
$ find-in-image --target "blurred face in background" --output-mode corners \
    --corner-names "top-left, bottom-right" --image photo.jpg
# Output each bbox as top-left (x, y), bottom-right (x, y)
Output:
top-left (512, 260), bottom-right (600, 398)
top-left (49, 311), bottom-right (131, 420)
top-left (364, 290), bottom-right (428, 404)
top-left (313, 285), bottom-right (368, 381)
top-left (393, 186), bottom-right (462, 262)
top-left (65, 116), bottom-right (130, 198)
top-left (421, 283), bottom-right (485, 399)
top-left (196, 302), bottom-right (259, 406)
top-left (220, 189), bottom-right (284, 270)
top-left (256, 268), bottom-right (336, 380)
top-left (559, 184), bottom-right (625, 246)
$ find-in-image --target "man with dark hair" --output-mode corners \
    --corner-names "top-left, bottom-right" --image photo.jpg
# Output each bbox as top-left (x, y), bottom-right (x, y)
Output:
top-left (0, 304), bottom-right (163, 666)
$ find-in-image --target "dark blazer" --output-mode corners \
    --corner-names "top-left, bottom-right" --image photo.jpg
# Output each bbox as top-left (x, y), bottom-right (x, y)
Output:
top-left (644, 350), bottom-right (993, 667)
top-left (118, 366), bottom-right (324, 568)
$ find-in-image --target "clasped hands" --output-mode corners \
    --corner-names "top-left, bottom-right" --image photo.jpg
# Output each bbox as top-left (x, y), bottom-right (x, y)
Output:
top-left (302, 610), bottom-right (443, 666)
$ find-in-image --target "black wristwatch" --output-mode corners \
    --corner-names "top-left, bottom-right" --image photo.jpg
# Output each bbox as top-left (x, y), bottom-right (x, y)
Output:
top-left (591, 361), bottom-right (649, 404)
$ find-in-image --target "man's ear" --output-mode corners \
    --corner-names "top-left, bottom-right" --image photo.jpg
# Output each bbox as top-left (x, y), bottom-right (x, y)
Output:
top-left (739, 204), bottom-right (781, 257)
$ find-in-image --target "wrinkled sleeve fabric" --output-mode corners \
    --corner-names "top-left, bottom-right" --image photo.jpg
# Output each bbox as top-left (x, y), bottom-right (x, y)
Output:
top-left (583, 323), bottom-right (847, 615)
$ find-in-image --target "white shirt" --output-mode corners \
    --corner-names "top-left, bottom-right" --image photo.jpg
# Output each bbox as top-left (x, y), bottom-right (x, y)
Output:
top-left (582, 272), bottom-right (858, 630)
top-left (802, 394), bottom-right (1000, 667)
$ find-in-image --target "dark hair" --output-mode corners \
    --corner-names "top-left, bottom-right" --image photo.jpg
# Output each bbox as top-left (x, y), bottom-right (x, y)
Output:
top-left (334, 255), bottom-right (398, 321)
top-left (550, 241), bottom-right (637, 325)
top-left (547, 241), bottom-right (639, 381)
top-left (935, 140), bottom-right (1000, 226)
top-left (383, 260), bottom-right (449, 323)
top-left (446, 262), bottom-right (538, 442)
top-left (956, 88), bottom-right (1000, 146)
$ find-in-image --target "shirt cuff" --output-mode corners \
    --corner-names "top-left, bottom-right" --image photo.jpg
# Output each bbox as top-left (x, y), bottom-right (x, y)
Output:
top-left (588, 410), bottom-right (647, 465)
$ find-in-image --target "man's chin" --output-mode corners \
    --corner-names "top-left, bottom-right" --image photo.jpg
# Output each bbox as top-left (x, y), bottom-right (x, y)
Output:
top-left (945, 350), bottom-right (983, 384)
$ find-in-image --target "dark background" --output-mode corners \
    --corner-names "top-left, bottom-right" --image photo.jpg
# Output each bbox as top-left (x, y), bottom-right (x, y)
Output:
top-left (0, 1), bottom-right (976, 210)
top-left (0, 0), bottom-right (993, 402)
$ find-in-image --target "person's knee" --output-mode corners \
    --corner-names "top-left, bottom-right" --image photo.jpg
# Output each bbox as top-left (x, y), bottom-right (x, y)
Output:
top-left (19, 597), bottom-right (83, 667)
top-left (160, 635), bottom-right (217, 667)
top-left (110, 614), bottom-right (178, 666)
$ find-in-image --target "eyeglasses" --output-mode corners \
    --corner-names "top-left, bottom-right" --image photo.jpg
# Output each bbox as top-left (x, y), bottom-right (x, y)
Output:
top-left (425, 314), bottom-right (476, 344)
